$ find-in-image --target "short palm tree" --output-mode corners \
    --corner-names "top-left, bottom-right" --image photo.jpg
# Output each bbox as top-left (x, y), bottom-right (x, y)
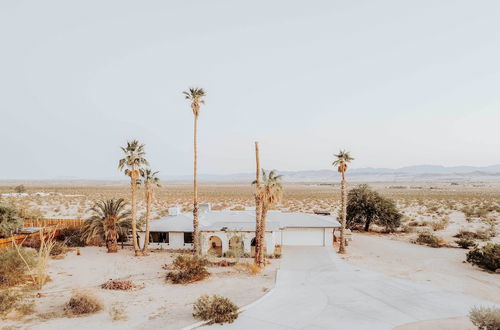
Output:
top-left (140, 169), bottom-right (161, 254)
top-left (253, 169), bottom-right (283, 267)
top-left (183, 87), bottom-right (206, 255)
top-left (82, 199), bottom-right (132, 253)
top-left (332, 150), bottom-right (354, 254)
top-left (118, 140), bottom-right (149, 256)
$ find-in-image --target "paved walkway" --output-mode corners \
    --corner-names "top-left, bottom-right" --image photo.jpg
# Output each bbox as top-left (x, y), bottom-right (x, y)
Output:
top-left (207, 246), bottom-right (497, 330)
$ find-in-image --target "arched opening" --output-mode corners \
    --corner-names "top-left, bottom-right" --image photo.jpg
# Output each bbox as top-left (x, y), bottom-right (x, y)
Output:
top-left (208, 235), bottom-right (222, 257)
top-left (250, 237), bottom-right (256, 257)
top-left (228, 236), bottom-right (244, 257)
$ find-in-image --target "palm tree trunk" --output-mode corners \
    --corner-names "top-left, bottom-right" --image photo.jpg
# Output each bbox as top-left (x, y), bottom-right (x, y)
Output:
top-left (193, 115), bottom-right (200, 255)
top-left (254, 142), bottom-right (262, 265)
top-left (131, 170), bottom-right (142, 256)
top-left (338, 172), bottom-right (347, 254)
top-left (258, 204), bottom-right (268, 267)
top-left (142, 189), bottom-right (152, 254)
top-left (106, 216), bottom-right (118, 253)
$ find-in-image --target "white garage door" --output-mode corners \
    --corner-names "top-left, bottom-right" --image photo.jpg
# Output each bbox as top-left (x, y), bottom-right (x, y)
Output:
top-left (282, 228), bottom-right (325, 246)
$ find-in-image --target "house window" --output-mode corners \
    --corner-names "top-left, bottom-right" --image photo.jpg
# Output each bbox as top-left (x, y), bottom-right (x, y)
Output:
top-left (150, 232), bottom-right (169, 243)
top-left (184, 232), bottom-right (193, 244)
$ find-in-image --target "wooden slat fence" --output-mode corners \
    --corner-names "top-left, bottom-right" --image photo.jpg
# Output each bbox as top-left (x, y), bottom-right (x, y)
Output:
top-left (23, 218), bottom-right (85, 228)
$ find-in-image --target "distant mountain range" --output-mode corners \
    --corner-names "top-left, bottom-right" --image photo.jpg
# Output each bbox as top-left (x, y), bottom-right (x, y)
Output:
top-left (163, 164), bottom-right (500, 182)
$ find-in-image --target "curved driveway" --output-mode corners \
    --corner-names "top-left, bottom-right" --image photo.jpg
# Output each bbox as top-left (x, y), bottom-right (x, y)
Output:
top-left (208, 246), bottom-right (497, 330)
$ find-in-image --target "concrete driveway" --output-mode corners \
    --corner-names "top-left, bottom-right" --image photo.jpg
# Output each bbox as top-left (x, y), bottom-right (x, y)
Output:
top-left (207, 246), bottom-right (497, 330)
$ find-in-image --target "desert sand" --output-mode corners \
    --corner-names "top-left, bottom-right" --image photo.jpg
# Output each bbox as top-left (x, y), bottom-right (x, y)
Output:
top-left (1, 247), bottom-right (278, 330)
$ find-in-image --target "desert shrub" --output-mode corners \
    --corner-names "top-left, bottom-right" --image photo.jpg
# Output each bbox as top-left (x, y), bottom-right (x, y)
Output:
top-left (469, 305), bottom-right (500, 330)
top-left (166, 255), bottom-right (209, 284)
top-left (466, 243), bottom-right (500, 272)
top-left (64, 290), bottom-right (103, 316)
top-left (414, 231), bottom-right (444, 248)
top-left (0, 247), bottom-right (37, 287)
top-left (456, 237), bottom-right (477, 249)
top-left (346, 184), bottom-right (402, 232)
top-left (192, 295), bottom-right (239, 325)
top-left (209, 260), bottom-right (236, 267)
top-left (430, 217), bottom-right (449, 231)
top-left (401, 224), bottom-right (415, 233)
top-left (0, 204), bottom-right (23, 238)
top-left (455, 229), bottom-right (492, 241)
top-left (58, 227), bottom-right (85, 247)
top-left (101, 280), bottom-right (136, 290)
top-left (234, 262), bottom-right (261, 275)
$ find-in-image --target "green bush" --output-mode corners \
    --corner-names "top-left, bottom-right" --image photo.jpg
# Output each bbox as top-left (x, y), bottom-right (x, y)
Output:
top-left (58, 227), bottom-right (86, 247)
top-left (414, 231), bottom-right (444, 248)
top-left (469, 305), bottom-right (500, 330)
top-left (192, 295), bottom-right (239, 325)
top-left (0, 247), bottom-right (37, 287)
top-left (456, 237), bottom-right (477, 249)
top-left (466, 243), bottom-right (500, 272)
top-left (166, 255), bottom-right (209, 284)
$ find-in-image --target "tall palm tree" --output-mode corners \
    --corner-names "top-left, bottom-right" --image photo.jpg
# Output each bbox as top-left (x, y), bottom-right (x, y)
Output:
top-left (183, 87), bottom-right (206, 255)
top-left (253, 142), bottom-right (262, 265)
top-left (332, 150), bottom-right (354, 254)
top-left (82, 199), bottom-right (132, 253)
top-left (140, 169), bottom-right (161, 254)
top-left (118, 140), bottom-right (149, 256)
top-left (253, 169), bottom-right (283, 267)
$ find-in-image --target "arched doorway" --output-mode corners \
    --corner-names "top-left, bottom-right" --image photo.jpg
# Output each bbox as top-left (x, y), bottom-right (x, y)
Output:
top-left (229, 236), bottom-right (244, 257)
top-left (208, 236), bottom-right (222, 257)
top-left (250, 237), bottom-right (256, 257)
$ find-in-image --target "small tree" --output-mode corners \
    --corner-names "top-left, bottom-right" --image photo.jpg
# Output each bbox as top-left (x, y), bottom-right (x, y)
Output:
top-left (0, 205), bottom-right (23, 238)
top-left (346, 184), bottom-right (402, 232)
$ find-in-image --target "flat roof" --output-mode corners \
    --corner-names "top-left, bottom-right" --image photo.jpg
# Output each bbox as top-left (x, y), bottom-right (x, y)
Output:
top-left (145, 210), bottom-right (340, 232)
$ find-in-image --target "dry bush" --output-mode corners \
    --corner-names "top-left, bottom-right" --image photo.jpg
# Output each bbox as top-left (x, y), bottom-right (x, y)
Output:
top-left (456, 237), bottom-right (477, 249)
top-left (430, 217), bottom-right (449, 231)
top-left (466, 243), bottom-right (500, 272)
top-left (0, 247), bottom-right (37, 287)
top-left (65, 289), bottom-right (103, 316)
top-left (234, 262), bottom-right (261, 275)
top-left (192, 295), bottom-right (239, 325)
top-left (57, 227), bottom-right (85, 247)
top-left (413, 231), bottom-right (445, 248)
top-left (209, 260), bottom-right (236, 267)
top-left (469, 305), bottom-right (500, 330)
top-left (166, 255), bottom-right (210, 284)
top-left (101, 280), bottom-right (136, 291)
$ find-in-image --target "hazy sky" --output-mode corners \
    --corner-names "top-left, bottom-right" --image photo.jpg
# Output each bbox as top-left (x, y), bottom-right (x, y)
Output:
top-left (1, 1), bottom-right (499, 180)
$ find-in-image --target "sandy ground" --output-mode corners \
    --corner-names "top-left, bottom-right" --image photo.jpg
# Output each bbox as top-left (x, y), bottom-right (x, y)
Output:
top-left (1, 247), bottom-right (278, 330)
top-left (343, 233), bottom-right (499, 329)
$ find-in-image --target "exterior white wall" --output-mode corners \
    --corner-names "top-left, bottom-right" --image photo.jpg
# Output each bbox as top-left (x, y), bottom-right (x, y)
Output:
top-left (201, 231), bottom-right (276, 255)
top-left (140, 232), bottom-right (193, 250)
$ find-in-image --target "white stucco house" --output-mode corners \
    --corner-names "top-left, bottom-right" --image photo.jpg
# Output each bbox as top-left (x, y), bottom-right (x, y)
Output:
top-left (139, 204), bottom-right (340, 256)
